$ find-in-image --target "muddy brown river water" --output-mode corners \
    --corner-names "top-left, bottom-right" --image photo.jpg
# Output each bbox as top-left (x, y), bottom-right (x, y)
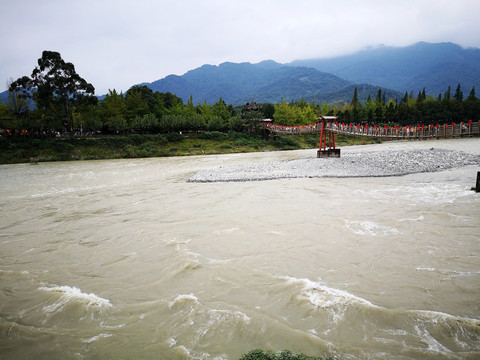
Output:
top-left (1, 138), bottom-right (479, 359)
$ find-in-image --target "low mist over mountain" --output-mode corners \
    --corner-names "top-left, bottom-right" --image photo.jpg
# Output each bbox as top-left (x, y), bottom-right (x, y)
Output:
top-left (290, 42), bottom-right (480, 97)
top-left (2, 42), bottom-right (478, 107)
top-left (139, 42), bottom-right (479, 105)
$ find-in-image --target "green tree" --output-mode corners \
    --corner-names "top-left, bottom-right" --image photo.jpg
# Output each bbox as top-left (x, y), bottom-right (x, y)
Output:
top-left (7, 78), bottom-right (30, 119)
top-left (125, 89), bottom-right (149, 119)
top-left (273, 99), bottom-right (296, 126)
top-left (125, 85), bottom-right (157, 119)
top-left (351, 87), bottom-right (359, 107)
top-left (98, 89), bottom-right (127, 128)
top-left (132, 113), bottom-right (158, 133)
top-left (212, 98), bottom-right (230, 120)
top-left (9, 50), bottom-right (96, 131)
top-left (467, 86), bottom-right (476, 101)
top-left (454, 83), bottom-right (463, 102)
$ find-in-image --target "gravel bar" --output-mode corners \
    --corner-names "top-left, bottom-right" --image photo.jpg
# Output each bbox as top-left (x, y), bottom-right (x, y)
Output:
top-left (187, 148), bottom-right (480, 182)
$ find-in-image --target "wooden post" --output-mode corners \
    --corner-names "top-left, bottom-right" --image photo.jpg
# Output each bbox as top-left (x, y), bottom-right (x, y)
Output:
top-left (472, 172), bottom-right (480, 193)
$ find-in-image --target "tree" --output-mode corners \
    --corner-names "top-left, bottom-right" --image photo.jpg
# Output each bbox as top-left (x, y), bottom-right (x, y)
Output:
top-left (273, 99), bottom-right (296, 126)
top-left (212, 98), bottom-right (230, 120)
top-left (125, 85), bottom-right (156, 118)
top-left (454, 83), bottom-right (463, 102)
top-left (444, 86), bottom-right (451, 100)
top-left (7, 78), bottom-right (30, 118)
top-left (467, 86), bottom-right (476, 101)
top-left (100, 89), bottom-right (127, 120)
top-left (9, 50), bottom-right (96, 131)
top-left (351, 87), bottom-right (359, 107)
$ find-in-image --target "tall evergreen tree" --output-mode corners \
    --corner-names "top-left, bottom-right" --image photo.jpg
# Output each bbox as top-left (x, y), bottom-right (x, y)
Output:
top-left (375, 89), bottom-right (382, 103)
top-left (351, 87), bottom-right (359, 107)
top-left (444, 86), bottom-right (451, 100)
top-left (467, 86), bottom-right (476, 100)
top-left (454, 83), bottom-right (463, 102)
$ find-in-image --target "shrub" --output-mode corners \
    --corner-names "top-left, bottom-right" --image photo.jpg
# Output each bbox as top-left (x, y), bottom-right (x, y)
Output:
top-left (52, 140), bottom-right (75, 152)
top-left (273, 136), bottom-right (300, 149)
top-left (239, 349), bottom-right (332, 360)
top-left (306, 137), bottom-right (318, 148)
top-left (199, 131), bottom-right (228, 140)
top-left (128, 134), bottom-right (144, 145)
top-left (166, 132), bottom-right (184, 142)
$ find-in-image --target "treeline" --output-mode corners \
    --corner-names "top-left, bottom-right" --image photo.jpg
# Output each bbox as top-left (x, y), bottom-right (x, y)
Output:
top-left (274, 85), bottom-right (480, 127)
top-left (1, 51), bottom-right (268, 136)
top-left (3, 84), bottom-right (479, 136)
top-left (2, 51), bottom-right (479, 136)
top-left (2, 85), bottom-right (255, 135)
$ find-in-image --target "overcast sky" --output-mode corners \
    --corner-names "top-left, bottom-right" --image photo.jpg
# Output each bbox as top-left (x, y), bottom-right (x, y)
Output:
top-left (1, 0), bottom-right (480, 95)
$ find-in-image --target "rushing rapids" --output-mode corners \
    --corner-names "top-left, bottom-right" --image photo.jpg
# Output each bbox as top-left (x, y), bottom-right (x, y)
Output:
top-left (0, 138), bottom-right (479, 359)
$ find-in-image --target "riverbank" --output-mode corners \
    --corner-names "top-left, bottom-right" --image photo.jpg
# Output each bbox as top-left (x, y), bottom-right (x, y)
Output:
top-left (188, 138), bottom-right (480, 182)
top-left (0, 132), bottom-right (379, 164)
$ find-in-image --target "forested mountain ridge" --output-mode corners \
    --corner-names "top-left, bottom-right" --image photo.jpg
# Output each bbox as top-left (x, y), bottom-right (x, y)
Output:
top-left (2, 42), bottom-right (478, 107)
top-left (141, 61), bottom-right (352, 105)
top-left (138, 42), bottom-right (479, 106)
top-left (289, 42), bottom-right (480, 97)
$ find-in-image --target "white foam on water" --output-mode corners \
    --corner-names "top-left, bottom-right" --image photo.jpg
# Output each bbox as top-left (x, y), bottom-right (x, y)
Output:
top-left (345, 220), bottom-right (400, 237)
top-left (266, 230), bottom-right (284, 235)
top-left (281, 276), bottom-right (380, 323)
top-left (39, 285), bottom-right (112, 314)
top-left (82, 333), bottom-right (112, 343)
top-left (447, 270), bottom-right (480, 278)
top-left (358, 183), bottom-right (473, 206)
top-left (400, 215), bottom-right (425, 222)
top-left (188, 250), bottom-right (231, 265)
top-left (209, 309), bottom-right (251, 324)
top-left (416, 267), bottom-right (480, 278)
top-left (213, 227), bottom-right (239, 236)
top-left (168, 293), bottom-right (200, 310)
top-left (413, 310), bottom-right (480, 327)
top-left (31, 187), bottom-right (77, 198)
top-left (411, 310), bottom-right (480, 353)
top-left (414, 324), bottom-right (451, 353)
top-left (164, 238), bottom-right (191, 246)
top-left (416, 267), bottom-right (437, 272)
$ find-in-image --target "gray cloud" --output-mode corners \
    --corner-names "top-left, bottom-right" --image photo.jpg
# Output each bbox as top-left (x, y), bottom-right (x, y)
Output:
top-left (2, 0), bottom-right (479, 95)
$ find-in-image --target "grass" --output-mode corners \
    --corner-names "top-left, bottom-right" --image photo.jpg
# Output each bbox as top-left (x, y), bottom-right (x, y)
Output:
top-left (0, 131), bottom-right (380, 164)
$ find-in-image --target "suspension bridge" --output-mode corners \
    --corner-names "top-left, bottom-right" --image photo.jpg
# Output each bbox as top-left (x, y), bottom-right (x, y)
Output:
top-left (265, 117), bottom-right (480, 157)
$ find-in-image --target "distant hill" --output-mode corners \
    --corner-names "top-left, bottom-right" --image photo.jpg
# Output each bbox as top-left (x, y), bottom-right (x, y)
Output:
top-left (141, 60), bottom-right (352, 105)
top-left (289, 42), bottom-right (480, 97)
top-left (2, 42), bottom-right (477, 107)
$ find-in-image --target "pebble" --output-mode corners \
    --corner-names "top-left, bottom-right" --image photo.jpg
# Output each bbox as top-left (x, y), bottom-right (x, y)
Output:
top-left (187, 148), bottom-right (480, 183)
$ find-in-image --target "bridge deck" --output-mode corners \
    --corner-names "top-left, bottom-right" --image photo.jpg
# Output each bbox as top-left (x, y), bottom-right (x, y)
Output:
top-left (266, 121), bottom-right (480, 140)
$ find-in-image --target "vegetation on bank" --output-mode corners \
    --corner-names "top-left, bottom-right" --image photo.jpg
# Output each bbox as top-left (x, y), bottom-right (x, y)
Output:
top-left (1, 49), bottom-right (475, 165)
top-left (0, 132), bottom-right (379, 164)
top-left (3, 50), bottom-right (480, 141)
top-left (239, 349), bottom-right (335, 360)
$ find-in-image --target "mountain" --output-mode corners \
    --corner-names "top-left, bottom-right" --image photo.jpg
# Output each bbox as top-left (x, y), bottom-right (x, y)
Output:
top-left (289, 42), bottom-right (480, 97)
top-left (2, 42), bottom-right (478, 107)
top-left (141, 60), bottom-right (352, 105)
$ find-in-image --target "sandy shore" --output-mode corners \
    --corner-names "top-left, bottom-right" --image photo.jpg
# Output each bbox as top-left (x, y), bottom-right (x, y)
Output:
top-left (187, 138), bottom-right (480, 182)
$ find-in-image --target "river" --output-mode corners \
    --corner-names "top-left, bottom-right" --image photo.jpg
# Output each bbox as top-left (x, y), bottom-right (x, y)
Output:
top-left (1, 138), bottom-right (479, 359)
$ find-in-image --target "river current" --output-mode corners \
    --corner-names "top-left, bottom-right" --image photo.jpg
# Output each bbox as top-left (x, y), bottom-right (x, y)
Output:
top-left (1, 139), bottom-right (479, 359)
